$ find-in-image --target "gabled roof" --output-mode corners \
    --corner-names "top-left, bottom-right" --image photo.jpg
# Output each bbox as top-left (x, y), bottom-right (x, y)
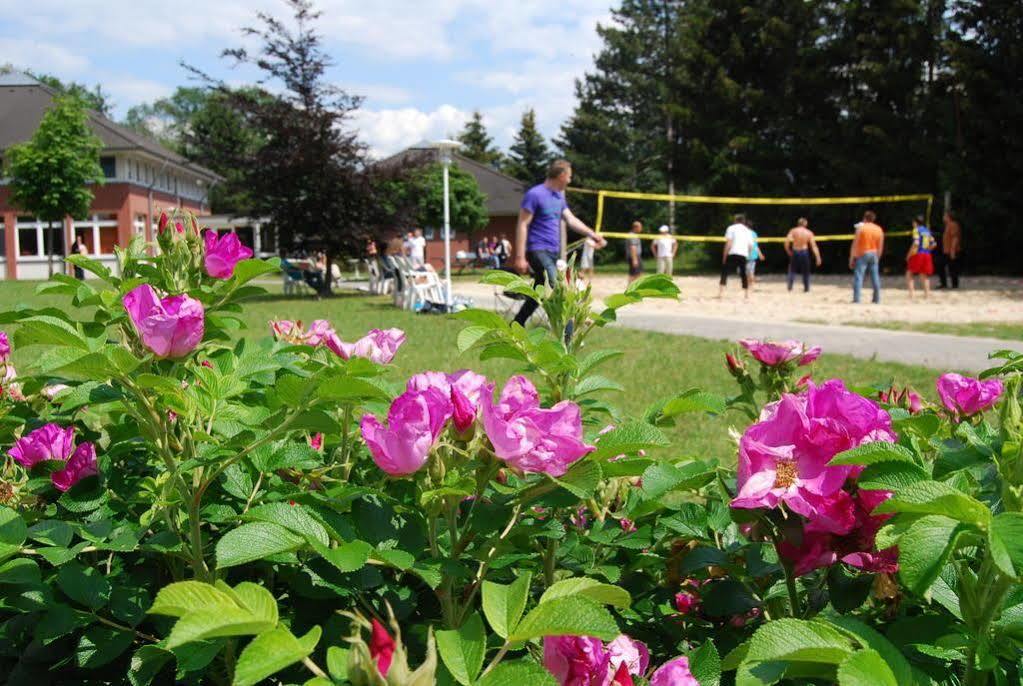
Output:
top-left (376, 144), bottom-right (527, 217)
top-left (0, 70), bottom-right (222, 183)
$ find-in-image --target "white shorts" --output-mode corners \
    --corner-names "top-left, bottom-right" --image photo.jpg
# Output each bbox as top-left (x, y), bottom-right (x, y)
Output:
top-left (579, 252), bottom-right (594, 269)
top-left (746, 260), bottom-right (757, 275)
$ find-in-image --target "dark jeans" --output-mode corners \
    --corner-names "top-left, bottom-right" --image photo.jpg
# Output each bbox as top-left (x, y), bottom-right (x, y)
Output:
top-left (720, 254), bottom-right (749, 289)
top-left (514, 250), bottom-right (559, 326)
top-left (787, 250), bottom-right (812, 292)
top-left (73, 266), bottom-right (85, 280)
top-left (936, 253), bottom-right (961, 288)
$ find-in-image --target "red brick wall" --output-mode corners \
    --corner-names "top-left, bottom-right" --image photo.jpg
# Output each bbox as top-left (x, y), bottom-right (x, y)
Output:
top-left (423, 215), bottom-right (518, 269)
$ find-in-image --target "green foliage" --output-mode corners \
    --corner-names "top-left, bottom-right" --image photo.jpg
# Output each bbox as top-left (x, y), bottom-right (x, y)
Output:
top-left (504, 109), bottom-right (551, 185)
top-left (398, 163), bottom-right (490, 234)
top-left (457, 110), bottom-right (504, 168)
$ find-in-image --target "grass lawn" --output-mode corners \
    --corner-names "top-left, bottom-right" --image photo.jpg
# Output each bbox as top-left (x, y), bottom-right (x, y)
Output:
top-left (843, 320), bottom-right (1023, 341)
top-left (0, 279), bottom-right (944, 462)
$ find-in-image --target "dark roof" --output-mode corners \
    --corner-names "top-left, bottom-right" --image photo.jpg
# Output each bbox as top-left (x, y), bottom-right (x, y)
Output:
top-left (0, 71), bottom-right (221, 182)
top-left (376, 144), bottom-right (526, 216)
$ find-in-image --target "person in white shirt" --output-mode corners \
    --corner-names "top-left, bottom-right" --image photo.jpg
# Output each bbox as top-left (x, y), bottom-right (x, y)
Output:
top-left (408, 228), bottom-right (427, 268)
top-left (579, 236), bottom-right (596, 282)
top-left (652, 225), bottom-right (677, 276)
top-left (719, 213), bottom-right (753, 299)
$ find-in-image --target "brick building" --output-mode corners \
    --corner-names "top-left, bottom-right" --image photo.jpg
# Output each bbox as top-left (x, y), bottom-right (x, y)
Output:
top-left (378, 142), bottom-right (526, 268)
top-left (0, 70), bottom-right (221, 280)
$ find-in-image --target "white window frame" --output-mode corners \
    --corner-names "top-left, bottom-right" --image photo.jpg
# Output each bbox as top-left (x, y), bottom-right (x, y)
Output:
top-left (72, 214), bottom-right (119, 257)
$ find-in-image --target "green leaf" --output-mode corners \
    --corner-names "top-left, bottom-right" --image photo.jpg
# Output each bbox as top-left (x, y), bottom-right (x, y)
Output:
top-left (14, 314), bottom-right (89, 351)
top-left (856, 461), bottom-right (929, 491)
top-left (0, 507), bottom-right (27, 546)
top-left (988, 512), bottom-right (1023, 579)
top-left (552, 460), bottom-right (603, 498)
top-left (457, 325), bottom-right (494, 353)
top-left (482, 572), bottom-right (532, 639)
top-left (149, 581), bottom-right (242, 617)
top-left (232, 582), bottom-right (279, 626)
top-left (478, 659), bottom-right (558, 686)
top-left (314, 539), bottom-right (373, 574)
top-left (242, 502), bottom-right (330, 546)
top-left (896, 514), bottom-right (963, 597)
top-left (830, 442), bottom-right (918, 466)
top-left (836, 649), bottom-right (897, 686)
top-left (28, 519), bottom-right (73, 547)
top-left (825, 616), bottom-right (915, 686)
top-left (128, 645), bottom-right (173, 686)
top-left (327, 646), bottom-right (350, 681)
top-left (509, 596), bottom-right (618, 642)
top-left (660, 389), bottom-right (728, 417)
top-left (166, 606), bottom-right (276, 650)
top-left (590, 421), bottom-right (669, 461)
top-left (231, 258), bottom-right (280, 286)
top-left (0, 558), bottom-right (41, 585)
top-left (76, 625), bottom-right (134, 668)
top-left (873, 481), bottom-right (991, 528)
top-left (539, 577), bottom-right (631, 608)
top-left (215, 522), bottom-right (305, 569)
top-left (233, 625), bottom-right (321, 686)
top-left (572, 375), bottom-right (624, 397)
top-left (689, 641), bottom-right (722, 686)
top-left (744, 618), bottom-right (853, 666)
top-left (577, 350), bottom-right (623, 376)
top-left (437, 612), bottom-right (486, 685)
top-left (57, 562), bottom-right (112, 609)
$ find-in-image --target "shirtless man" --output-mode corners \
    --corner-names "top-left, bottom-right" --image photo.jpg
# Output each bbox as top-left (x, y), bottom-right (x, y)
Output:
top-left (784, 218), bottom-right (821, 292)
top-left (937, 210), bottom-right (962, 289)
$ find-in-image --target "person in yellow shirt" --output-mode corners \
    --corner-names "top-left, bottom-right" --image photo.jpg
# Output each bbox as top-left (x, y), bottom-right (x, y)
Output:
top-left (849, 210), bottom-right (884, 304)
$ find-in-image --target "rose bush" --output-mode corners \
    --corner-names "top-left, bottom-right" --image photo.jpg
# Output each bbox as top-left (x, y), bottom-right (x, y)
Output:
top-left (0, 210), bottom-right (1019, 685)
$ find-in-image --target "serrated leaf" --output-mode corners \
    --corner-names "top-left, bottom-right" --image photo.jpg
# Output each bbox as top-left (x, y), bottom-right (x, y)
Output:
top-left (509, 597), bottom-right (618, 642)
top-left (744, 618), bottom-right (853, 666)
top-left (896, 515), bottom-right (962, 597)
top-left (149, 581), bottom-right (243, 617)
top-left (553, 460), bottom-right (602, 498)
top-left (825, 616), bottom-right (915, 686)
top-left (539, 577), bottom-right (631, 608)
top-left (0, 557), bottom-right (40, 585)
top-left (482, 572), bottom-right (531, 639)
top-left (989, 512), bottom-right (1023, 579)
top-left (242, 502), bottom-right (330, 546)
top-left (232, 582), bottom-right (279, 625)
top-left (830, 442), bottom-right (918, 466)
top-left (233, 625), bottom-right (321, 686)
top-left (215, 522), bottom-right (305, 569)
top-left (0, 507), bottom-right (27, 546)
top-left (590, 421), bottom-right (668, 461)
top-left (314, 539), bottom-right (373, 574)
top-left (479, 659), bottom-right (558, 686)
top-left (28, 519), bottom-right (73, 547)
top-left (76, 625), bottom-right (134, 668)
top-left (873, 481), bottom-right (991, 528)
top-left (437, 612), bottom-right (486, 685)
top-left (836, 649), bottom-right (897, 686)
top-left (128, 645), bottom-right (173, 686)
top-left (689, 641), bottom-right (721, 686)
top-left (57, 562), bottom-right (111, 610)
top-left (660, 389), bottom-right (727, 417)
top-left (327, 646), bottom-right (350, 681)
top-left (458, 325), bottom-right (493, 353)
top-left (856, 461), bottom-right (929, 491)
top-left (572, 375), bottom-right (624, 397)
top-left (166, 607), bottom-right (276, 650)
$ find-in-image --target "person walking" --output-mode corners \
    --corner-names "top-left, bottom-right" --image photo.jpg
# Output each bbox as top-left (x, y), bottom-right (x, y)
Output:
top-left (784, 218), bottom-right (821, 292)
top-left (718, 214), bottom-right (753, 300)
top-left (513, 159), bottom-right (606, 326)
top-left (936, 210), bottom-right (962, 289)
top-left (653, 225), bottom-right (677, 276)
top-left (850, 211), bottom-right (884, 304)
top-left (905, 215), bottom-right (936, 300)
top-left (626, 221), bottom-right (643, 283)
top-left (746, 222), bottom-right (762, 290)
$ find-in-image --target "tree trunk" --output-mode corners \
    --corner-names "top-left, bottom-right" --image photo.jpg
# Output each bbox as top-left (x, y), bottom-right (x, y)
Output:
top-left (322, 254), bottom-right (332, 297)
top-left (46, 219), bottom-right (54, 278)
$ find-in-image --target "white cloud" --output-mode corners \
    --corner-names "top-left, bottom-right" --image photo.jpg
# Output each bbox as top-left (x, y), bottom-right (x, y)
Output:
top-left (0, 38), bottom-right (90, 75)
top-left (102, 77), bottom-right (175, 110)
top-left (352, 104), bottom-right (470, 159)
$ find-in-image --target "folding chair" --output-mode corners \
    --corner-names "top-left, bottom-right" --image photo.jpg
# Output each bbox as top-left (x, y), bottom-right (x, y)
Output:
top-left (281, 259), bottom-right (314, 296)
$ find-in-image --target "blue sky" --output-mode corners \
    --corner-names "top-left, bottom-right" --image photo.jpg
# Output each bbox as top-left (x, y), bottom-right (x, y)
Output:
top-left (0, 0), bottom-right (613, 158)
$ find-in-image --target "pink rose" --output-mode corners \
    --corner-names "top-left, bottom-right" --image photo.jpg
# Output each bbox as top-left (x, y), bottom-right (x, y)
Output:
top-left (619, 518), bottom-right (637, 533)
top-left (8, 424), bottom-right (75, 467)
top-left (51, 442), bottom-right (98, 492)
top-left (369, 619), bottom-right (396, 677)
top-left (543, 636), bottom-right (610, 686)
top-left (936, 373), bottom-right (1004, 416)
top-left (731, 380), bottom-right (896, 533)
top-left (158, 211), bottom-right (169, 234)
top-left (309, 433), bottom-right (323, 451)
top-left (606, 635), bottom-right (649, 681)
top-left (674, 590), bottom-right (699, 615)
top-left (739, 339), bottom-right (820, 367)
top-left (407, 369), bottom-right (488, 432)
top-left (203, 230), bottom-right (253, 279)
top-left (326, 328), bottom-right (406, 364)
top-left (649, 656), bottom-right (698, 686)
top-left (359, 388), bottom-right (450, 476)
top-left (123, 284), bottom-right (205, 359)
top-left (482, 376), bottom-right (594, 477)
top-left (0, 331), bottom-right (9, 362)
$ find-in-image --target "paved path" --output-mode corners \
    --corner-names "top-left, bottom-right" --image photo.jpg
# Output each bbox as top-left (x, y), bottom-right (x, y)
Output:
top-left (454, 283), bottom-right (1018, 372)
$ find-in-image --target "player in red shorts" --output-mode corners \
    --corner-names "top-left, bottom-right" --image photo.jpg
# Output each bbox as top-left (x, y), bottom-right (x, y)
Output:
top-left (905, 215), bottom-right (935, 300)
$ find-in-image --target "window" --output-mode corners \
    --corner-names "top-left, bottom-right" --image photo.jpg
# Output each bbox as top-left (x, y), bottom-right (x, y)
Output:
top-left (424, 228), bottom-right (435, 240)
top-left (18, 229), bottom-right (39, 256)
top-left (100, 156), bottom-right (116, 178)
top-left (44, 227), bottom-right (65, 256)
top-left (75, 229), bottom-right (95, 254)
top-left (235, 226), bottom-right (255, 250)
top-left (98, 227), bottom-right (117, 254)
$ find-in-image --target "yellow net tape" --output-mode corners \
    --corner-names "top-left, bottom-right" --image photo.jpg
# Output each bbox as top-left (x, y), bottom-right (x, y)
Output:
top-left (571, 187), bottom-right (933, 243)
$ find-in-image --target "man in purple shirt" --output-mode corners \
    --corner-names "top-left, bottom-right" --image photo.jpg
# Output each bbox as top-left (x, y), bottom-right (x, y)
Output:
top-left (513, 159), bottom-right (606, 325)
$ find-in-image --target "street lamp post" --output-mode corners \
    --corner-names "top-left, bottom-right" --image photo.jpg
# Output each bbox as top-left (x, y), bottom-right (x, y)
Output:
top-left (431, 139), bottom-right (461, 310)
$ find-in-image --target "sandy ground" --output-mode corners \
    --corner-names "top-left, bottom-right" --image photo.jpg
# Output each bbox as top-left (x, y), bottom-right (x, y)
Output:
top-left (578, 273), bottom-right (1023, 326)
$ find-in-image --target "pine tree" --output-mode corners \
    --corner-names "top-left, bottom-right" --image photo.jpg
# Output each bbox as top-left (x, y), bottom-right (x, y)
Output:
top-left (456, 110), bottom-right (503, 167)
top-left (505, 109), bottom-right (551, 185)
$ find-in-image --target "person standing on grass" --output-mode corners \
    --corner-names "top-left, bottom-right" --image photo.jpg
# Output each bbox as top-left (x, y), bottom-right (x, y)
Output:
top-left (937, 210), bottom-right (962, 289)
top-left (513, 159), bottom-right (606, 326)
top-left (785, 218), bottom-right (821, 292)
top-left (408, 228), bottom-right (427, 268)
top-left (850, 210), bottom-right (884, 304)
top-left (719, 213), bottom-right (753, 299)
top-left (905, 215), bottom-right (936, 300)
top-left (72, 234), bottom-right (88, 280)
top-left (653, 224), bottom-right (677, 276)
top-left (626, 220), bottom-right (644, 283)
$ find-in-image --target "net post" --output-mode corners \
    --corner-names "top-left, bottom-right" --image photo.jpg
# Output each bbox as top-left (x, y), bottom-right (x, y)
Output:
top-left (926, 195), bottom-right (934, 229)
top-left (595, 191), bottom-right (606, 234)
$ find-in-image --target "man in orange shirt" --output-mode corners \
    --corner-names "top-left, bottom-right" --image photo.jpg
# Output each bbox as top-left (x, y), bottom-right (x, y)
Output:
top-left (849, 210), bottom-right (884, 304)
top-left (936, 210), bottom-right (962, 289)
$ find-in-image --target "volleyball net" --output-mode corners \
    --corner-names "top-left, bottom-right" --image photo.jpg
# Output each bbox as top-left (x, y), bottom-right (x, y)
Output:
top-left (568, 188), bottom-right (934, 244)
